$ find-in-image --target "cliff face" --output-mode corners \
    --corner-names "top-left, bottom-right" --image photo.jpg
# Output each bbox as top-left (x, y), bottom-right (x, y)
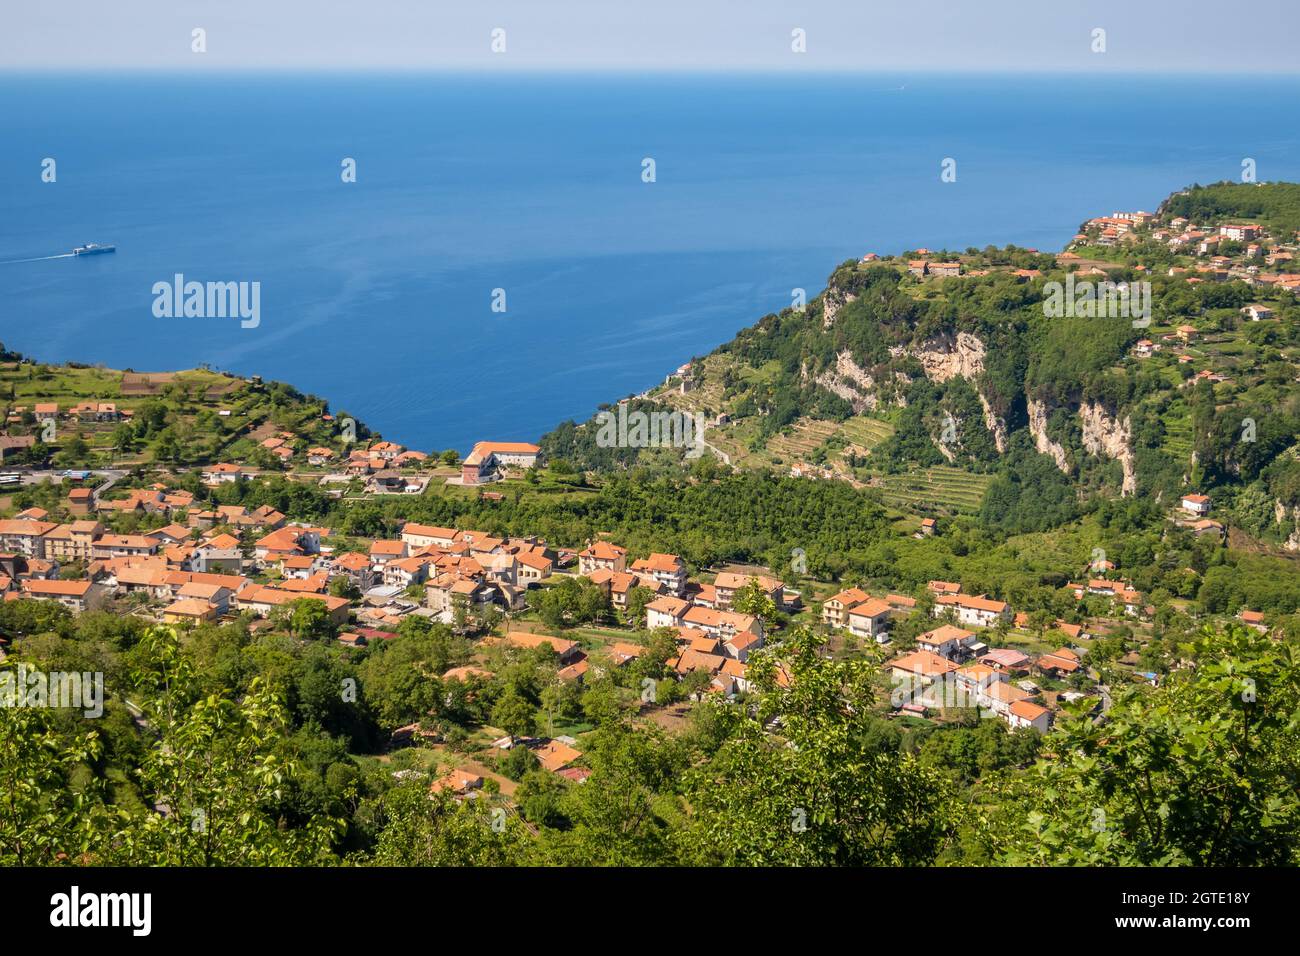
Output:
top-left (979, 394), bottom-right (1009, 453)
top-left (662, 257), bottom-right (1186, 498)
top-left (803, 267), bottom-right (1155, 494)
top-left (1028, 398), bottom-right (1071, 472)
top-left (916, 332), bottom-right (1009, 453)
top-left (778, 279), bottom-right (1145, 492)
top-left (821, 285), bottom-right (857, 330)
top-left (1026, 397), bottom-right (1139, 495)
top-left (815, 350), bottom-right (878, 412)
top-left (1276, 500), bottom-right (1300, 552)
top-left (1080, 401), bottom-right (1138, 496)
top-left (812, 328), bottom-right (1009, 450)
top-left (916, 331), bottom-right (986, 383)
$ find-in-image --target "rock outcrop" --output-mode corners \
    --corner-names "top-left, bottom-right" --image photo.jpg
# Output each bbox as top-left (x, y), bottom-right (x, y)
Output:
top-left (820, 285), bottom-right (857, 330)
top-left (979, 394), bottom-right (1009, 454)
top-left (808, 329), bottom-right (1136, 475)
top-left (1028, 398), bottom-right (1071, 473)
top-left (814, 350), bottom-right (877, 412)
top-left (1026, 398), bottom-right (1138, 494)
top-left (916, 331), bottom-right (987, 383)
top-left (915, 332), bottom-right (1007, 451)
top-left (1277, 500), bottom-right (1300, 552)
top-left (1080, 401), bottom-right (1138, 496)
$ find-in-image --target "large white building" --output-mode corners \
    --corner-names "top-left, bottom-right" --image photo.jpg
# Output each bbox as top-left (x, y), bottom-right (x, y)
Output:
top-left (933, 593), bottom-right (1011, 628)
top-left (470, 442), bottom-right (542, 469)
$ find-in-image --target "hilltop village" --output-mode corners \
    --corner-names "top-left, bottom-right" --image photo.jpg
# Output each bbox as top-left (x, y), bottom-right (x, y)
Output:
top-left (894, 205), bottom-right (1300, 292)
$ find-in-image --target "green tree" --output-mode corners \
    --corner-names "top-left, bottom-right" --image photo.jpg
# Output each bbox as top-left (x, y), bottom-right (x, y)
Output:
top-left (991, 624), bottom-right (1300, 865)
top-left (120, 679), bottom-right (340, 865)
top-left (539, 722), bottom-right (684, 865)
top-left (276, 598), bottom-right (337, 641)
top-left (731, 579), bottom-right (779, 629)
top-left (515, 769), bottom-right (568, 827)
top-left (679, 625), bottom-right (958, 865)
top-left (357, 624), bottom-right (468, 728)
top-left (368, 785), bottom-right (526, 866)
top-left (623, 585), bottom-right (657, 628)
top-left (491, 690), bottom-right (537, 738)
top-left (0, 686), bottom-right (111, 865)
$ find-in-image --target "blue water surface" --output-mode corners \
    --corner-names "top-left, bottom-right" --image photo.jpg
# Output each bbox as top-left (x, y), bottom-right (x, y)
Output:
top-left (2, 71), bottom-right (1297, 450)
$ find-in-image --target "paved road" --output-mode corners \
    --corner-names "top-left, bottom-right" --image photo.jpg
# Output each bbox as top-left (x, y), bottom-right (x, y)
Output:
top-left (14, 468), bottom-right (128, 493)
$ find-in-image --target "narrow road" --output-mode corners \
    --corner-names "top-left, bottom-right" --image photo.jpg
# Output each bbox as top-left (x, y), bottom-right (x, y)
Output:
top-left (15, 468), bottom-right (127, 491)
top-left (692, 429), bottom-right (731, 465)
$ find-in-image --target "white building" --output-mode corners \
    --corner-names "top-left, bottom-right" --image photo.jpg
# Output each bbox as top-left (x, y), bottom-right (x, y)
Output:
top-left (933, 593), bottom-right (1011, 628)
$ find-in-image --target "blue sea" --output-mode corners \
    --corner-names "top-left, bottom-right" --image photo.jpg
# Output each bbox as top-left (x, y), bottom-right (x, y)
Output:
top-left (2, 72), bottom-right (1299, 452)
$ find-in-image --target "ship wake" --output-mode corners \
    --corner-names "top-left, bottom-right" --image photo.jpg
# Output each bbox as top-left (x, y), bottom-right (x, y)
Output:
top-left (0, 253), bottom-right (76, 265)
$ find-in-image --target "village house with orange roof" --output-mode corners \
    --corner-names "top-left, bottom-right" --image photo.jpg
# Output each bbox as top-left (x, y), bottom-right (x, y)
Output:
top-left (822, 586), bottom-right (871, 628)
top-left (1006, 699), bottom-right (1051, 733)
top-left (644, 594), bottom-right (691, 629)
top-left (932, 591), bottom-right (1011, 628)
top-left (201, 462), bottom-right (247, 485)
top-left (712, 571), bottom-right (784, 610)
top-left (1036, 647), bottom-right (1083, 677)
top-left (916, 624), bottom-right (978, 660)
top-left (578, 540), bottom-right (627, 576)
top-left (629, 552), bottom-right (688, 596)
top-left (845, 597), bottom-right (893, 641)
top-left (20, 578), bottom-right (102, 613)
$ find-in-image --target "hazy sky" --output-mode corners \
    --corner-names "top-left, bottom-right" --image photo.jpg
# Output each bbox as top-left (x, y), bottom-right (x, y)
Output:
top-left (2, 0), bottom-right (1297, 72)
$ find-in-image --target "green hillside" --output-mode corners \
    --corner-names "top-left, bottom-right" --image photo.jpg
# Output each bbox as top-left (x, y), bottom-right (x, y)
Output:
top-left (0, 350), bottom-right (379, 470)
top-left (543, 183), bottom-right (1300, 540)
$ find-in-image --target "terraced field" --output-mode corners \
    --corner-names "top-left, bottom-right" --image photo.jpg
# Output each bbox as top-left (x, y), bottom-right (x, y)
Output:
top-left (653, 357), bottom-right (730, 418)
top-left (765, 419), bottom-right (840, 461)
top-left (836, 415), bottom-right (895, 452)
top-left (868, 466), bottom-right (993, 513)
top-left (1161, 407), bottom-right (1195, 464)
top-left (700, 426), bottom-right (749, 464)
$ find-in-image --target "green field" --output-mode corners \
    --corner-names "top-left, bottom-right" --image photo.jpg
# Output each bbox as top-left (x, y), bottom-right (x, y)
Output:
top-left (0, 363), bottom-right (236, 406)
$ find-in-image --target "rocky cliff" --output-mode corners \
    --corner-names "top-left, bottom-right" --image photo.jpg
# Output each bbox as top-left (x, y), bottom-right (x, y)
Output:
top-left (1080, 401), bottom-right (1138, 496)
top-left (1027, 398), bottom-right (1071, 473)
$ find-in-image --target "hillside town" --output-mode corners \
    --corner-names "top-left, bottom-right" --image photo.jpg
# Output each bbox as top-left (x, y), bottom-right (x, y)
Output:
top-left (4, 424), bottom-right (1264, 770)
top-left (4, 186), bottom-right (1297, 783)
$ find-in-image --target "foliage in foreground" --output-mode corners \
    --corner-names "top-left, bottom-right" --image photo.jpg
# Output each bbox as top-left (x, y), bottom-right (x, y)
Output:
top-left (3, 620), bottom-right (1295, 867)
